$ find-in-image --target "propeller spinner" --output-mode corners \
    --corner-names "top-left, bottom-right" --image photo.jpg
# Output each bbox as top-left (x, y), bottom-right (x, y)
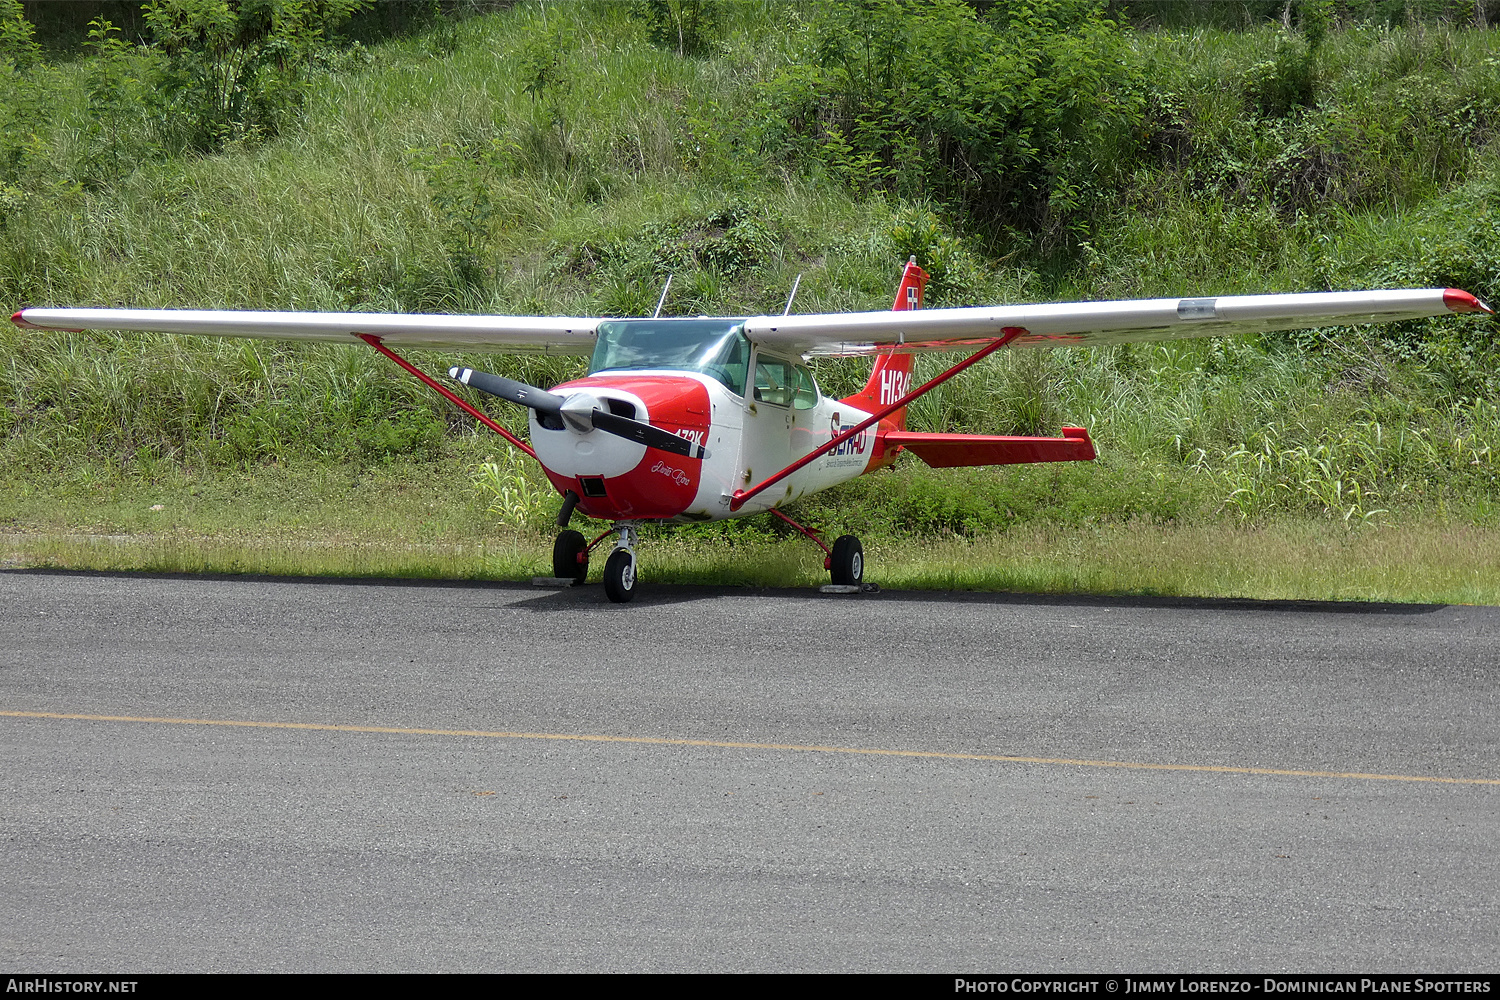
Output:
top-left (449, 367), bottom-right (710, 460)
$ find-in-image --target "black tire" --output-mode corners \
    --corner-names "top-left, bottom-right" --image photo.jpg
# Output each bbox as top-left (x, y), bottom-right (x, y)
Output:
top-left (830, 534), bottom-right (863, 586)
top-left (603, 548), bottom-right (637, 603)
top-left (553, 530), bottom-right (588, 583)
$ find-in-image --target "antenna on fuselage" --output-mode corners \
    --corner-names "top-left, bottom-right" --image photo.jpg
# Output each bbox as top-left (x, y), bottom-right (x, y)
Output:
top-left (782, 273), bottom-right (802, 316)
top-left (652, 274), bottom-right (673, 318)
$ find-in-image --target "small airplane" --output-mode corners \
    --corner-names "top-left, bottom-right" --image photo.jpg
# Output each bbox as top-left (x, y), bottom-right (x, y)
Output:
top-left (12, 261), bottom-right (1492, 602)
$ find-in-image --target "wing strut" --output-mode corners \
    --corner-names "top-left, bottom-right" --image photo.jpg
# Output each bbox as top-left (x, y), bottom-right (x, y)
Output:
top-left (728, 327), bottom-right (1027, 511)
top-left (357, 334), bottom-right (537, 459)
top-left (769, 506), bottom-right (833, 563)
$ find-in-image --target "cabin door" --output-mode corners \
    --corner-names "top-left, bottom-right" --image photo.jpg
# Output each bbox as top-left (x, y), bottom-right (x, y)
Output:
top-left (734, 349), bottom-right (798, 511)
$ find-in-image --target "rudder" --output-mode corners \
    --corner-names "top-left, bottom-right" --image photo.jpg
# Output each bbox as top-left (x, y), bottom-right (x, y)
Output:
top-left (840, 257), bottom-right (927, 429)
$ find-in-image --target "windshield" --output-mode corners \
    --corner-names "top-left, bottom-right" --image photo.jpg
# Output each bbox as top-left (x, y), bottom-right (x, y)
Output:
top-left (590, 319), bottom-right (750, 395)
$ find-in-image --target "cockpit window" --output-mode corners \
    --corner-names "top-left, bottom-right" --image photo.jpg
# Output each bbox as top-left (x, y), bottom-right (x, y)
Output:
top-left (591, 319), bottom-right (750, 395)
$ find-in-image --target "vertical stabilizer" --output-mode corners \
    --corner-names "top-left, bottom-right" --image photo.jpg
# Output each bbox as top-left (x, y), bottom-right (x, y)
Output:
top-left (840, 257), bottom-right (927, 428)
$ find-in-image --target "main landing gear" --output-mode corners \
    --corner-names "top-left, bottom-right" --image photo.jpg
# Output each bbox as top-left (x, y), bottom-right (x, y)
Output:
top-left (552, 529), bottom-right (588, 584)
top-left (829, 534), bottom-right (863, 586)
top-left (553, 511), bottom-right (864, 602)
top-left (767, 508), bottom-right (868, 590)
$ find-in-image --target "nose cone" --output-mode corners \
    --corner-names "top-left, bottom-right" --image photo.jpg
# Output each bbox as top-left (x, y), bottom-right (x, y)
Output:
top-left (559, 392), bottom-right (601, 433)
top-left (530, 374), bottom-right (715, 521)
top-left (529, 394), bottom-right (646, 480)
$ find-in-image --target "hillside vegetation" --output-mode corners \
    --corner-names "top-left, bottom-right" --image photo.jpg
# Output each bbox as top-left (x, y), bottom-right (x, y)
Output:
top-left (2, 0), bottom-right (1499, 555)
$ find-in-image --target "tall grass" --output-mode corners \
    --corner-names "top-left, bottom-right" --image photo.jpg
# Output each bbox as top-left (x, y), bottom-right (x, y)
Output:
top-left (2, 3), bottom-right (1498, 544)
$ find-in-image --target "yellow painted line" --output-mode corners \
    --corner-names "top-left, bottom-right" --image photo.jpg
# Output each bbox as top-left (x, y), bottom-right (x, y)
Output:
top-left (4, 709), bottom-right (1498, 786)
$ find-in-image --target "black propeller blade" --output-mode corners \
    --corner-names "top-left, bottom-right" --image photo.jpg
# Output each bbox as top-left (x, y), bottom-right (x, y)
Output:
top-left (590, 409), bottom-right (707, 460)
top-left (449, 366), bottom-right (709, 460)
top-left (449, 367), bottom-right (564, 415)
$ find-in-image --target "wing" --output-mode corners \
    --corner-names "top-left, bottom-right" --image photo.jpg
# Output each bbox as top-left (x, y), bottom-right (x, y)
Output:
top-left (743, 288), bottom-right (1492, 357)
top-left (10, 308), bottom-right (600, 355)
top-left (12, 288), bottom-right (1489, 357)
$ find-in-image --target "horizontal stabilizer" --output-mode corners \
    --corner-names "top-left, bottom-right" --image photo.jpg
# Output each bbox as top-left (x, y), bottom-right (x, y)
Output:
top-left (886, 427), bottom-right (1095, 468)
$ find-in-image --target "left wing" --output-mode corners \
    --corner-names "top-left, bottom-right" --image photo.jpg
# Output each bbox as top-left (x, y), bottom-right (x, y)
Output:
top-left (744, 288), bottom-right (1492, 357)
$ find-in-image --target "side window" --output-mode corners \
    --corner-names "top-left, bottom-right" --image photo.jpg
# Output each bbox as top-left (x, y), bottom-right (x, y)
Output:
top-left (791, 363), bottom-right (818, 410)
top-left (753, 357), bottom-right (793, 406)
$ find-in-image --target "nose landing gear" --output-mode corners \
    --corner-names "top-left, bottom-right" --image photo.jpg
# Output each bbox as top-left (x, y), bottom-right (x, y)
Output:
top-left (547, 522), bottom-right (638, 601)
top-left (602, 522), bottom-right (639, 603)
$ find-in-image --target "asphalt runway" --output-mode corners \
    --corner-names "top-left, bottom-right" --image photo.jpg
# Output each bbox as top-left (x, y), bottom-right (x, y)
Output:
top-left (2, 569), bottom-right (1497, 972)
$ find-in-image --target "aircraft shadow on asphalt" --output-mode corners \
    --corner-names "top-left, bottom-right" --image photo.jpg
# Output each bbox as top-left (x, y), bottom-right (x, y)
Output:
top-left (4, 566), bottom-right (1452, 616)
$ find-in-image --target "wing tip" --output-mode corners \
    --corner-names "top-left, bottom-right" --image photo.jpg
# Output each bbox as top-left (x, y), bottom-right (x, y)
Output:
top-left (11, 309), bottom-right (85, 333)
top-left (1062, 426), bottom-right (1097, 461)
top-left (1444, 289), bottom-right (1494, 315)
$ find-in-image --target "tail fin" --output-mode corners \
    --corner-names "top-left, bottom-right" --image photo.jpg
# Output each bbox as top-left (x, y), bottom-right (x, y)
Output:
top-left (840, 257), bottom-right (927, 428)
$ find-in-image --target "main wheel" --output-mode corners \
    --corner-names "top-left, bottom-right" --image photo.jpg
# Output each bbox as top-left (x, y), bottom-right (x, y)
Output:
top-left (603, 548), bottom-right (637, 603)
top-left (829, 534), bottom-right (863, 586)
top-left (553, 530), bottom-right (588, 584)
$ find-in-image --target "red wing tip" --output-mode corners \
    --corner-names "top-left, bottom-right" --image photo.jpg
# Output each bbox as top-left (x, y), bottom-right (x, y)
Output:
top-left (1444, 289), bottom-right (1494, 315)
top-left (11, 310), bottom-right (83, 332)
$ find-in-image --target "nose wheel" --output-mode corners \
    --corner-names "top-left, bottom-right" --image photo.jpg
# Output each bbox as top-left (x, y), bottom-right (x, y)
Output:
top-left (602, 522), bottom-right (639, 603)
top-left (551, 523), bottom-right (639, 601)
top-left (604, 548), bottom-right (637, 602)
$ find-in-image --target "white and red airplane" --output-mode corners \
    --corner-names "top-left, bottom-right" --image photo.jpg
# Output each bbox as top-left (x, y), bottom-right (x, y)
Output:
top-left (12, 261), bottom-right (1492, 601)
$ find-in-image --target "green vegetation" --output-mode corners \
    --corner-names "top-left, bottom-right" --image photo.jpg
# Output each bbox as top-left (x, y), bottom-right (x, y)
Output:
top-left (2, 0), bottom-right (1499, 601)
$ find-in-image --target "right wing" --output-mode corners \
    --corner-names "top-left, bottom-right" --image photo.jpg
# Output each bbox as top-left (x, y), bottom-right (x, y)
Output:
top-left (10, 308), bottom-right (601, 355)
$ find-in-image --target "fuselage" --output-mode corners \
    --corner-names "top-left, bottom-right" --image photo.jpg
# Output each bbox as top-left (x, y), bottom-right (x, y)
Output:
top-left (528, 319), bottom-right (901, 523)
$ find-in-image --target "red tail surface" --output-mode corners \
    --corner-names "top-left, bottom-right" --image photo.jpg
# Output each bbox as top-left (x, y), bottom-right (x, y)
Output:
top-left (840, 258), bottom-right (927, 428)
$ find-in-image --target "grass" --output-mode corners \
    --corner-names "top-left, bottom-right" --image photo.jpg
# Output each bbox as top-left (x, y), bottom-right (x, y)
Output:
top-left (8, 517), bottom-right (1500, 607)
top-left (4, 454), bottom-right (1498, 605)
top-left (866, 521), bottom-right (1500, 604)
top-left (3, 7), bottom-right (1499, 604)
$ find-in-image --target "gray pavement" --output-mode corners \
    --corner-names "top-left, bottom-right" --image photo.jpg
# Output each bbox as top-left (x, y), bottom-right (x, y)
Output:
top-left (1, 570), bottom-right (1496, 971)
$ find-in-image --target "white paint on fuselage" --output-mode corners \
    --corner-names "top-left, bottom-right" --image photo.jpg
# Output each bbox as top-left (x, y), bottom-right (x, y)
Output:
top-left (528, 386), bottom-right (648, 478)
top-left (569, 369), bottom-right (877, 523)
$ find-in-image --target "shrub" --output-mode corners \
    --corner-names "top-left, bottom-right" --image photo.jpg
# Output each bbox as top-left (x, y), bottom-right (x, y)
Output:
top-left (762, 0), bottom-right (1145, 248)
top-left (629, 0), bottom-right (724, 57)
top-left (143, 0), bottom-right (370, 153)
top-left (1242, 35), bottom-right (1318, 117)
top-left (0, 0), bottom-right (47, 211)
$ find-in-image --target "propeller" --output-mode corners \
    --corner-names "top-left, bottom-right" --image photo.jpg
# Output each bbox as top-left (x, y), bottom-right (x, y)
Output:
top-left (449, 366), bottom-right (709, 460)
